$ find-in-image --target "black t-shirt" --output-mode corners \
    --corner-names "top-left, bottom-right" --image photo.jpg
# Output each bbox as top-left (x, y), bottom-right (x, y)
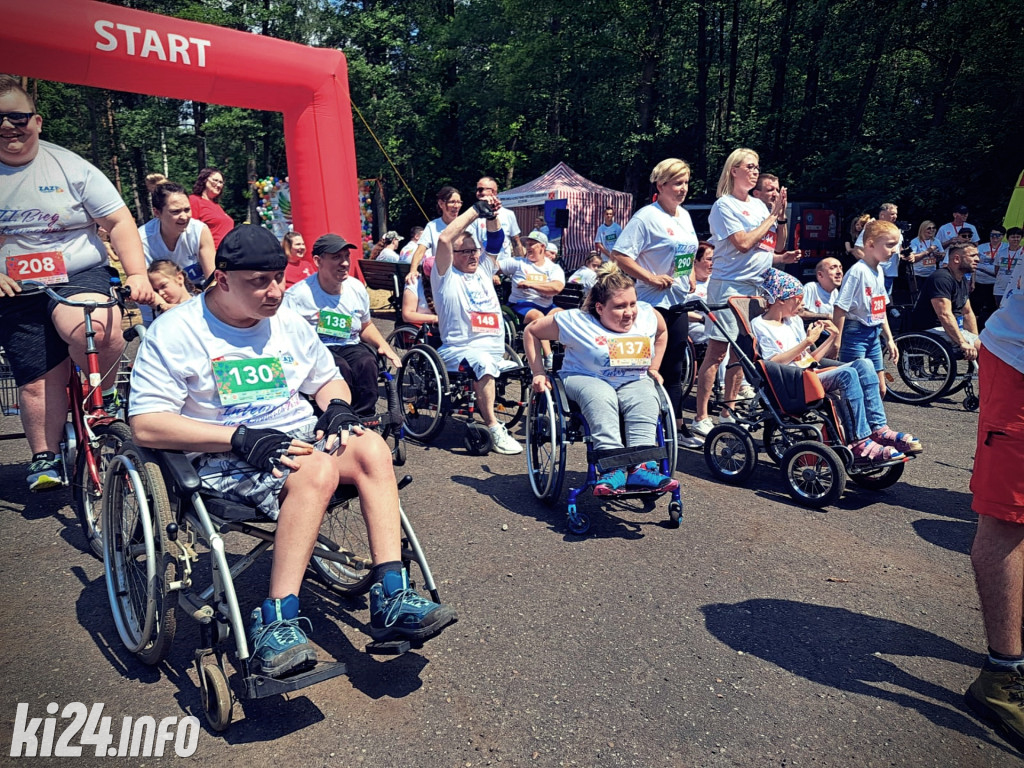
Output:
top-left (911, 267), bottom-right (968, 330)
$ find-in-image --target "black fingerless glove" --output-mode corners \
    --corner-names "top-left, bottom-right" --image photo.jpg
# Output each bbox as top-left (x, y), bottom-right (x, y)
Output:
top-left (230, 425), bottom-right (293, 472)
top-left (315, 398), bottom-right (361, 437)
top-left (472, 199), bottom-right (497, 220)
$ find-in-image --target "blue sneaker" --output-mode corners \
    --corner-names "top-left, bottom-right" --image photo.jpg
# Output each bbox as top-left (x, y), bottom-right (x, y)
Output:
top-left (248, 595), bottom-right (317, 678)
top-left (593, 467), bottom-right (627, 496)
top-left (625, 461), bottom-right (679, 493)
top-left (27, 452), bottom-right (64, 492)
top-left (368, 569), bottom-right (457, 642)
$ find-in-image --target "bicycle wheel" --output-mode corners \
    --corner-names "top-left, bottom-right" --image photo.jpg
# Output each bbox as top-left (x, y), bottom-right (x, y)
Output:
top-left (884, 333), bottom-right (954, 404)
top-left (493, 345), bottom-right (526, 430)
top-left (74, 420), bottom-right (132, 559)
top-left (102, 442), bottom-right (178, 665)
top-left (398, 344), bottom-right (448, 442)
top-left (309, 492), bottom-right (375, 596)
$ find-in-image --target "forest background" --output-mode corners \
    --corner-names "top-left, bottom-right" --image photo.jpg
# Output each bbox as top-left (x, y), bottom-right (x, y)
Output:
top-left (20, 0), bottom-right (1024, 239)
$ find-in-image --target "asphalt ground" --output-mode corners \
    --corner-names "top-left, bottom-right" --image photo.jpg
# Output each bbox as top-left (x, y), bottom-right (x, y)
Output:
top-left (0, 337), bottom-right (1015, 767)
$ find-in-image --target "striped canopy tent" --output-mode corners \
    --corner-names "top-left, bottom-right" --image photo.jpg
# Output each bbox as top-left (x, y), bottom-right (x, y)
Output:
top-left (498, 162), bottom-right (633, 271)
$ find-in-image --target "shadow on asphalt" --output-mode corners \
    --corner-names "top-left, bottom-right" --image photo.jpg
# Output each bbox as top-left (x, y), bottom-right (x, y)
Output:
top-left (912, 518), bottom-right (976, 556)
top-left (701, 598), bottom-right (1015, 758)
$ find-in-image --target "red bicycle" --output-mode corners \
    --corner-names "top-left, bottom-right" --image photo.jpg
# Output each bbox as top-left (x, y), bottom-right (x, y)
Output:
top-left (6, 279), bottom-right (140, 557)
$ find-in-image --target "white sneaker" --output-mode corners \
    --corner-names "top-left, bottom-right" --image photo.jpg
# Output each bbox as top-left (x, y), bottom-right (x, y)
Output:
top-left (738, 384), bottom-right (756, 400)
top-left (489, 424), bottom-right (523, 455)
top-left (689, 417), bottom-right (714, 438)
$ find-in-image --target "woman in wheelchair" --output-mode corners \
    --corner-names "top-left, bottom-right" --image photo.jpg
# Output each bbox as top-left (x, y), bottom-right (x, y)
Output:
top-left (129, 225), bottom-right (455, 680)
top-left (523, 262), bottom-right (679, 495)
top-left (283, 233), bottom-right (403, 416)
top-left (753, 269), bottom-right (923, 464)
top-left (402, 264), bottom-right (438, 327)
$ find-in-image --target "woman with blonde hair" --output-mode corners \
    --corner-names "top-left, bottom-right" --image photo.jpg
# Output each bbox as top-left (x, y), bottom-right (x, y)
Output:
top-left (523, 262), bottom-right (677, 495)
top-left (689, 148), bottom-right (786, 439)
top-left (908, 220), bottom-right (942, 280)
top-left (610, 158), bottom-right (699, 436)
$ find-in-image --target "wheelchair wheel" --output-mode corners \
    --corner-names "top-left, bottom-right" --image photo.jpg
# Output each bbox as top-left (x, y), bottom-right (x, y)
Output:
top-left (884, 333), bottom-right (955, 404)
top-left (781, 441), bottom-right (847, 508)
top-left (493, 345), bottom-right (527, 430)
top-left (102, 442), bottom-right (178, 665)
top-left (704, 424), bottom-right (758, 485)
top-left (501, 306), bottom-right (520, 352)
top-left (526, 387), bottom-right (566, 502)
top-left (679, 337), bottom-right (697, 405)
top-left (309, 493), bottom-right (375, 596)
top-left (464, 422), bottom-right (493, 455)
top-left (653, 379), bottom-right (678, 476)
top-left (946, 358), bottom-right (977, 397)
top-left (398, 344), bottom-right (448, 442)
top-left (74, 420), bottom-right (132, 559)
top-left (200, 663), bottom-right (232, 732)
top-left (386, 325), bottom-right (421, 363)
top-left (849, 461), bottom-right (905, 491)
top-left (762, 420), bottom-right (818, 466)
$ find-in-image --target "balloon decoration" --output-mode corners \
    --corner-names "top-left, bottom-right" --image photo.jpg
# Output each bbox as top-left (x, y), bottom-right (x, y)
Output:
top-left (253, 176), bottom-right (292, 238)
top-left (358, 179), bottom-right (378, 259)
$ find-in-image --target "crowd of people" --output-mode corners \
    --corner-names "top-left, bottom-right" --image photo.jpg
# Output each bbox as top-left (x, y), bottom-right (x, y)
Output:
top-left (2, 71), bottom-right (1023, 753)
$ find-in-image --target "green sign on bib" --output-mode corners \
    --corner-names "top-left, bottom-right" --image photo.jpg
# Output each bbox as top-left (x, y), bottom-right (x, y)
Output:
top-left (673, 247), bottom-right (695, 279)
top-left (212, 357), bottom-right (289, 405)
top-left (317, 308), bottom-right (354, 339)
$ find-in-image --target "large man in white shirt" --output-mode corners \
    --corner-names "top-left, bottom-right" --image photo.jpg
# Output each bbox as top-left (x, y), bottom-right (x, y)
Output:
top-left (799, 257), bottom-right (844, 322)
top-left (594, 207), bottom-right (623, 261)
top-left (937, 204), bottom-right (980, 254)
top-left (472, 176), bottom-right (522, 259)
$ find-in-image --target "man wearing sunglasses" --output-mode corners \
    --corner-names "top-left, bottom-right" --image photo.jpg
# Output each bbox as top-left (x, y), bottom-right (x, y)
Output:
top-left (0, 76), bottom-right (154, 491)
top-left (471, 176), bottom-right (523, 258)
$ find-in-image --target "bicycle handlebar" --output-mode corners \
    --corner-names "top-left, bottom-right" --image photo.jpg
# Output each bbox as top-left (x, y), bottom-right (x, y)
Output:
top-left (12, 280), bottom-right (131, 309)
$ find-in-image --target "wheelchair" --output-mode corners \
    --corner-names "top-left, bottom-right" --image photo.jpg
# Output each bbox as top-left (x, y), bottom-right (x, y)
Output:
top-left (691, 296), bottom-right (913, 509)
top-left (101, 441), bottom-right (445, 732)
top-left (397, 341), bottom-right (528, 454)
top-left (524, 373), bottom-right (682, 534)
top-left (882, 322), bottom-right (978, 411)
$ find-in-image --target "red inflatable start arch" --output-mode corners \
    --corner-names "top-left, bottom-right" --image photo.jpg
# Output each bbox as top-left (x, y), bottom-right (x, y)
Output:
top-left (0, 0), bottom-right (361, 275)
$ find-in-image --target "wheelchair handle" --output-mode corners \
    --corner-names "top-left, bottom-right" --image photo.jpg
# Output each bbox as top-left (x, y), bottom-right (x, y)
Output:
top-left (397, 475), bottom-right (413, 491)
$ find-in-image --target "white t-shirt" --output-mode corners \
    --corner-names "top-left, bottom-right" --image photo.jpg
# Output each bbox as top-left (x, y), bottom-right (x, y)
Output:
top-left (497, 255), bottom-right (565, 307)
top-left (556, 303), bottom-right (658, 383)
top-left (976, 243), bottom-right (1006, 286)
top-left (404, 277), bottom-right (431, 315)
top-left (751, 314), bottom-right (816, 368)
top-left (431, 258), bottom-right (504, 355)
top-left (981, 289), bottom-right (1024, 374)
top-left (399, 240), bottom-right (418, 262)
top-left (128, 294), bottom-right (340, 433)
top-left (139, 217), bottom-right (206, 283)
top-left (854, 229), bottom-right (902, 278)
top-left (282, 274), bottom-right (371, 348)
top-left (708, 194), bottom-right (774, 282)
top-left (595, 222), bottom-right (623, 257)
top-left (376, 247), bottom-right (401, 262)
top-left (835, 260), bottom-right (888, 326)
top-left (686, 278), bottom-right (709, 343)
top-left (417, 217), bottom-right (474, 260)
top-left (0, 140), bottom-right (125, 278)
top-left (568, 266), bottom-right (598, 292)
top-left (801, 281), bottom-right (838, 317)
top-left (936, 221), bottom-right (979, 253)
top-left (995, 246), bottom-right (1023, 296)
top-left (613, 202), bottom-right (698, 307)
top-left (472, 208), bottom-right (520, 259)
top-left (908, 236), bottom-right (942, 277)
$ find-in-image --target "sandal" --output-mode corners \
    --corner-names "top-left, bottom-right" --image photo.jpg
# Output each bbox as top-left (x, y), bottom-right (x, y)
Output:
top-left (872, 426), bottom-right (923, 455)
top-left (851, 438), bottom-right (905, 465)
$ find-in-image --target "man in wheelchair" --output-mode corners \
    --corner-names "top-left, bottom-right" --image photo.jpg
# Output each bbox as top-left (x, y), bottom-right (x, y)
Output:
top-left (909, 242), bottom-right (980, 364)
top-left (283, 233), bottom-right (403, 416)
top-left (431, 193), bottom-right (523, 454)
top-left (128, 225), bottom-right (455, 679)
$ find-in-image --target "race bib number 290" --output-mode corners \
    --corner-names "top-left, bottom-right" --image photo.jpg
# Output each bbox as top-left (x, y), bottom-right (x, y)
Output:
top-left (6, 251), bottom-right (68, 285)
top-left (212, 357), bottom-right (289, 405)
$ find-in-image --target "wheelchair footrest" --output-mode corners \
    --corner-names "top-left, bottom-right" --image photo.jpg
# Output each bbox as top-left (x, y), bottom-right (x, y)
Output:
top-left (590, 445), bottom-right (667, 474)
top-left (242, 660), bottom-right (348, 700)
top-left (365, 639), bottom-right (412, 656)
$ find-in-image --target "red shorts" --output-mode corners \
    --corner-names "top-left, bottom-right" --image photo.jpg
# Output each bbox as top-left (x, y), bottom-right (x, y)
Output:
top-left (971, 345), bottom-right (1024, 522)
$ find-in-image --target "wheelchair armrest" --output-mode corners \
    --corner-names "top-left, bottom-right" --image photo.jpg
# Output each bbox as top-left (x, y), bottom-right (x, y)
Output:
top-left (157, 450), bottom-right (202, 495)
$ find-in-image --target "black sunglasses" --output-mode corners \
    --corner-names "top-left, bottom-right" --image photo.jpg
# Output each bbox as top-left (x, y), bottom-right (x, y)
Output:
top-left (0, 112), bottom-right (35, 127)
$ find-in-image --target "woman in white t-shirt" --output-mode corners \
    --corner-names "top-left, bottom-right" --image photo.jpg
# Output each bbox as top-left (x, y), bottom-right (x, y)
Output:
top-left (611, 158), bottom-right (699, 427)
top-left (691, 148), bottom-right (788, 439)
top-left (753, 268), bottom-right (922, 464)
top-left (523, 263), bottom-right (678, 496)
top-left (568, 252), bottom-right (603, 293)
top-left (908, 220), bottom-right (942, 280)
top-left (407, 186), bottom-right (463, 284)
top-left (138, 182), bottom-right (214, 284)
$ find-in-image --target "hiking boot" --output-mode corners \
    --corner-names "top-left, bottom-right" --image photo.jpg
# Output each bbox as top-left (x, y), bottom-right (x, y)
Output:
top-left (248, 595), bottom-right (317, 679)
top-left (593, 467), bottom-right (627, 496)
top-left (625, 462), bottom-right (679, 493)
top-left (489, 423), bottom-right (522, 455)
top-left (965, 657), bottom-right (1024, 752)
top-left (369, 568), bottom-right (457, 642)
top-left (27, 452), bottom-right (63, 492)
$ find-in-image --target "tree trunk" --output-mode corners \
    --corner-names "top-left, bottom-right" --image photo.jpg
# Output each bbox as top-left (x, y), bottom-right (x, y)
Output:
top-left (695, 0), bottom-right (710, 183)
top-left (105, 95), bottom-right (122, 195)
top-left (726, 0), bottom-right (739, 135)
top-left (193, 101), bottom-right (207, 171)
top-left (767, 0), bottom-right (799, 154)
top-left (847, 26), bottom-right (889, 141)
top-left (795, 0), bottom-right (829, 150)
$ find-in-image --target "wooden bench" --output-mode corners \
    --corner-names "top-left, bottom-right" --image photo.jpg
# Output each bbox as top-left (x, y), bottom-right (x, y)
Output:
top-left (552, 282), bottom-right (585, 310)
top-left (359, 259), bottom-right (411, 314)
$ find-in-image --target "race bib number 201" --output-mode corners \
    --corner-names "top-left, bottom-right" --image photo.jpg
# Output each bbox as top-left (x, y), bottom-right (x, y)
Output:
top-left (6, 251), bottom-right (68, 285)
top-left (212, 357), bottom-right (289, 405)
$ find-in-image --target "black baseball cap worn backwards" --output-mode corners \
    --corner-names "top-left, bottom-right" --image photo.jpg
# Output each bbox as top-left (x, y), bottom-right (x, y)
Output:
top-left (215, 224), bottom-right (288, 272)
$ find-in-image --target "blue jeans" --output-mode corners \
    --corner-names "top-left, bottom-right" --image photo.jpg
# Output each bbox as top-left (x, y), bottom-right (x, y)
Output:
top-left (817, 359), bottom-right (887, 442)
top-left (839, 319), bottom-right (884, 372)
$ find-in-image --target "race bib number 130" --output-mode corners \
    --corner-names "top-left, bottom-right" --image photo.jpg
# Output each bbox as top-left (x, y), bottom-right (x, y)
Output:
top-left (212, 357), bottom-right (289, 405)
